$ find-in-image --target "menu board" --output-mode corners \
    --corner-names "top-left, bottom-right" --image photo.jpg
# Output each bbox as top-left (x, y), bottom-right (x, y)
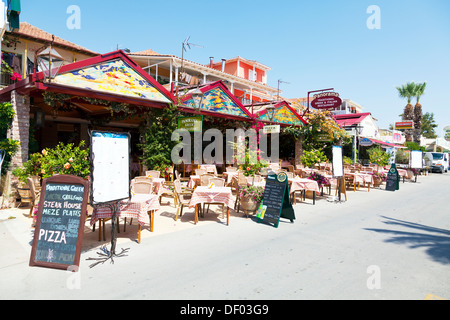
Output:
top-left (410, 150), bottom-right (423, 169)
top-left (385, 164), bottom-right (399, 191)
top-left (29, 175), bottom-right (89, 270)
top-left (332, 145), bottom-right (344, 177)
top-left (256, 172), bottom-right (295, 228)
top-left (90, 131), bottom-right (130, 204)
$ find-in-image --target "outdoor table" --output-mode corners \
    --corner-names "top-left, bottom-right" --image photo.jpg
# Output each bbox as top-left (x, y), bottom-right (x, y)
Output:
top-left (188, 186), bottom-right (234, 225)
top-left (200, 164), bottom-right (217, 174)
top-left (223, 171), bottom-right (238, 185)
top-left (91, 194), bottom-right (160, 243)
top-left (346, 172), bottom-right (374, 191)
top-left (188, 175), bottom-right (200, 189)
top-left (288, 178), bottom-right (320, 204)
top-left (245, 176), bottom-right (265, 187)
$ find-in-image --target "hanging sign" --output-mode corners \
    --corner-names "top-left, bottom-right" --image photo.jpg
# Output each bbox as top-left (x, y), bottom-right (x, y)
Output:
top-left (359, 137), bottom-right (374, 147)
top-left (395, 121), bottom-right (414, 130)
top-left (256, 172), bottom-right (295, 228)
top-left (178, 116), bottom-right (203, 132)
top-left (311, 92), bottom-right (342, 110)
top-left (29, 175), bottom-right (89, 271)
top-left (263, 125), bottom-right (280, 134)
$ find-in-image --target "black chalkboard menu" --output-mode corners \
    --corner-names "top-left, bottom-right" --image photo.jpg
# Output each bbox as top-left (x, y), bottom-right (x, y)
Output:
top-left (30, 175), bottom-right (89, 271)
top-left (385, 164), bottom-right (400, 192)
top-left (256, 172), bottom-right (295, 228)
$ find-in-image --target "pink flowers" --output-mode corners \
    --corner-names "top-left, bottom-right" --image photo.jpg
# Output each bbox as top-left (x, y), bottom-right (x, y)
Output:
top-left (10, 72), bottom-right (22, 81)
top-left (64, 163), bottom-right (71, 169)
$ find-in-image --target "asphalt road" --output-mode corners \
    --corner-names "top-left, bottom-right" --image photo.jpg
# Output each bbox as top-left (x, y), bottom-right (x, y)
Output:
top-left (1, 171), bottom-right (449, 301)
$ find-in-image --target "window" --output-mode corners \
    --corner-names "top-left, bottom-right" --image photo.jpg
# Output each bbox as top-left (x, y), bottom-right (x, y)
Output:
top-left (248, 69), bottom-right (257, 81)
top-left (432, 153), bottom-right (444, 160)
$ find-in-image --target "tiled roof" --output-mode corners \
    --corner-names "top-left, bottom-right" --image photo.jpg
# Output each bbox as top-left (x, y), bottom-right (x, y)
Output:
top-left (10, 22), bottom-right (98, 56)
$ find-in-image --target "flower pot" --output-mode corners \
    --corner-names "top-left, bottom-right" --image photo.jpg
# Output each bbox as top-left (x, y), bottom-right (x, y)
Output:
top-left (373, 176), bottom-right (382, 187)
top-left (240, 195), bottom-right (261, 217)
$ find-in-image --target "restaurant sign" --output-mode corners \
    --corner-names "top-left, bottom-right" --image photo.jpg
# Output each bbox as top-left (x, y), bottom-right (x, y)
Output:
top-left (395, 121), bottom-right (414, 130)
top-left (311, 92), bottom-right (342, 110)
top-left (178, 116), bottom-right (203, 132)
top-left (263, 125), bottom-right (280, 134)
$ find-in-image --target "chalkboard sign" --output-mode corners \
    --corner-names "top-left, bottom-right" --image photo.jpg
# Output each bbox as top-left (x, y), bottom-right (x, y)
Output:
top-left (385, 164), bottom-right (400, 192)
top-left (30, 175), bottom-right (89, 271)
top-left (256, 172), bottom-right (295, 228)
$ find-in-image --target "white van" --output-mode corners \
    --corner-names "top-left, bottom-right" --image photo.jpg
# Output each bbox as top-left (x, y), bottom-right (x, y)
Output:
top-left (424, 152), bottom-right (448, 173)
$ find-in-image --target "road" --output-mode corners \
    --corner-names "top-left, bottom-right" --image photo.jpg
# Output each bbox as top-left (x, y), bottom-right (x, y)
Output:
top-left (1, 171), bottom-right (449, 301)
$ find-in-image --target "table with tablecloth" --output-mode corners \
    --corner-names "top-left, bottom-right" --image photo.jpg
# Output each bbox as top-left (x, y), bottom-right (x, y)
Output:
top-left (187, 175), bottom-right (200, 189)
top-left (223, 171), bottom-right (238, 185)
top-left (288, 178), bottom-right (320, 204)
top-left (346, 172), bottom-right (374, 191)
top-left (188, 186), bottom-right (234, 225)
top-left (91, 194), bottom-right (160, 243)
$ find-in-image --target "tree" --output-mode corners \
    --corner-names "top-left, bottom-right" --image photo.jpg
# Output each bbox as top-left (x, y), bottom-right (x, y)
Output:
top-left (421, 112), bottom-right (437, 138)
top-left (396, 82), bottom-right (416, 142)
top-left (413, 82), bottom-right (426, 144)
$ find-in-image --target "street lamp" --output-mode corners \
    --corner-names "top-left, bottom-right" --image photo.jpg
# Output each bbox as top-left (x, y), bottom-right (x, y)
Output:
top-left (37, 41), bottom-right (64, 82)
top-left (190, 87), bottom-right (204, 110)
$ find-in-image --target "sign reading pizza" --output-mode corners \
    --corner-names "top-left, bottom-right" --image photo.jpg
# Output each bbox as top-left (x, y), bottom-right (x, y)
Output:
top-left (311, 92), bottom-right (342, 110)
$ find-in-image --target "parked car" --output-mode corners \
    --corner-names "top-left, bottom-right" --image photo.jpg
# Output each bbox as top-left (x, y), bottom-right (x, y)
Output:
top-left (424, 152), bottom-right (448, 173)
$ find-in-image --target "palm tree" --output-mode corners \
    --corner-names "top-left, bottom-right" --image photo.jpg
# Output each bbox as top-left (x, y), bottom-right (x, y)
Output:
top-left (396, 82), bottom-right (416, 142)
top-left (413, 82), bottom-right (426, 144)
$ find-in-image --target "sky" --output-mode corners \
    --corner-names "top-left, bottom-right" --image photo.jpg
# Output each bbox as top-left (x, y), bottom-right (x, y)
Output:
top-left (17, 0), bottom-right (450, 136)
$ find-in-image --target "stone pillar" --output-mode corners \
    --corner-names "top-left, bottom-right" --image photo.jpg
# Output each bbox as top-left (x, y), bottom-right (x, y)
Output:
top-left (8, 90), bottom-right (30, 185)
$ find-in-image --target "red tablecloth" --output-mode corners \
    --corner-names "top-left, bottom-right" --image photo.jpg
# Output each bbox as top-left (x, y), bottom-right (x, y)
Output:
top-left (91, 194), bottom-right (160, 227)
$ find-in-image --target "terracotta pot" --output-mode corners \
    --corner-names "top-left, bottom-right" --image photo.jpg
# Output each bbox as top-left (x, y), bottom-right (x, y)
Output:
top-left (240, 195), bottom-right (260, 212)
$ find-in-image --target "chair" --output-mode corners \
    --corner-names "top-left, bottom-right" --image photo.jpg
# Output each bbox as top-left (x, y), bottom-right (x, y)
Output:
top-left (196, 168), bottom-right (207, 176)
top-left (174, 179), bottom-right (194, 221)
top-left (145, 170), bottom-right (160, 178)
top-left (175, 169), bottom-right (189, 184)
top-left (27, 177), bottom-right (40, 218)
top-left (225, 166), bottom-right (237, 172)
top-left (203, 177), bottom-right (226, 217)
top-left (200, 174), bottom-right (215, 186)
top-left (286, 172), bottom-right (294, 179)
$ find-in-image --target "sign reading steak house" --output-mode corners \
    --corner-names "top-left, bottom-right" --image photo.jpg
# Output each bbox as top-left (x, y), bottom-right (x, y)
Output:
top-left (311, 92), bottom-right (342, 110)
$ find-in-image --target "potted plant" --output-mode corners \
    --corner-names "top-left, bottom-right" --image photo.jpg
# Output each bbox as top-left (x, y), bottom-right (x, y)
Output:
top-left (306, 171), bottom-right (329, 188)
top-left (372, 171), bottom-right (386, 187)
top-left (239, 185), bottom-right (264, 213)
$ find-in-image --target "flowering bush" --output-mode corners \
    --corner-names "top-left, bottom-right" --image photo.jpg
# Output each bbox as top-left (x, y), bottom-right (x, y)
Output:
top-left (300, 149), bottom-right (327, 168)
top-left (307, 172), bottom-right (329, 188)
top-left (367, 147), bottom-right (391, 167)
top-left (372, 171), bottom-right (387, 182)
top-left (239, 185), bottom-right (265, 203)
top-left (13, 141), bottom-right (90, 182)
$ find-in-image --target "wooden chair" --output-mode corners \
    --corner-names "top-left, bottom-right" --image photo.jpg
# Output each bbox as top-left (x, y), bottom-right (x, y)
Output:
top-left (203, 177), bottom-right (226, 217)
top-left (27, 177), bottom-right (40, 218)
top-left (174, 179), bottom-right (194, 221)
top-left (145, 170), bottom-right (160, 178)
top-left (200, 174), bottom-right (215, 186)
top-left (196, 168), bottom-right (207, 176)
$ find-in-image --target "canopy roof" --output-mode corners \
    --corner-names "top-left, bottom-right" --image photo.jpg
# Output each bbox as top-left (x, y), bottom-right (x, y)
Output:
top-left (179, 81), bottom-right (253, 121)
top-left (0, 50), bottom-right (176, 109)
top-left (368, 138), bottom-right (406, 149)
top-left (250, 100), bottom-right (308, 126)
top-left (332, 112), bottom-right (371, 127)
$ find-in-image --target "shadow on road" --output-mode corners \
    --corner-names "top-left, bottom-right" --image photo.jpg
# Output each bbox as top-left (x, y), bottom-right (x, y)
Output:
top-left (365, 216), bottom-right (450, 265)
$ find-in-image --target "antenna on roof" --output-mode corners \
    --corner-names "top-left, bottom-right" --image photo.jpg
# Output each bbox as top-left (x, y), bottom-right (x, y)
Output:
top-left (277, 79), bottom-right (290, 101)
top-left (180, 36), bottom-right (203, 84)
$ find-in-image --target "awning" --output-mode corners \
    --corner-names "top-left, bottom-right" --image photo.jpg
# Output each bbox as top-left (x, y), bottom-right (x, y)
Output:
top-left (333, 112), bottom-right (371, 127)
top-left (368, 138), bottom-right (406, 148)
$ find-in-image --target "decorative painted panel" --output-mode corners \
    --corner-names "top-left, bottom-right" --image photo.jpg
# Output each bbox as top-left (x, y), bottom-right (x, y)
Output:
top-left (183, 86), bottom-right (248, 118)
top-left (53, 59), bottom-right (172, 103)
top-left (259, 104), bottom-right (303, 126)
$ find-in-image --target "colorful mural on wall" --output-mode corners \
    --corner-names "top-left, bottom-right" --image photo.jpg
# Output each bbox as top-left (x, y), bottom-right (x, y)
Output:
top-left (53, 59), bottom-right (172, 103)
top-left (258, 103), bottom-right (304, 126)
top-left (183, 86), bottom-right (249, 118)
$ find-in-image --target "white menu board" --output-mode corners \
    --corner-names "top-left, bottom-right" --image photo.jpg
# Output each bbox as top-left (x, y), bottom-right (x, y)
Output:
top-left (90, 131), bottom-right (130, 204)
top-left (410, 150), bottom-right (423, 169)
top-left (332, 145), bottom-right (344, 177)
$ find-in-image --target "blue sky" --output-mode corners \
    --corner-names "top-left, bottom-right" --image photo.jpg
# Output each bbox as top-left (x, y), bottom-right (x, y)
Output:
top-left (18, 0), bottom-right (450, 135)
